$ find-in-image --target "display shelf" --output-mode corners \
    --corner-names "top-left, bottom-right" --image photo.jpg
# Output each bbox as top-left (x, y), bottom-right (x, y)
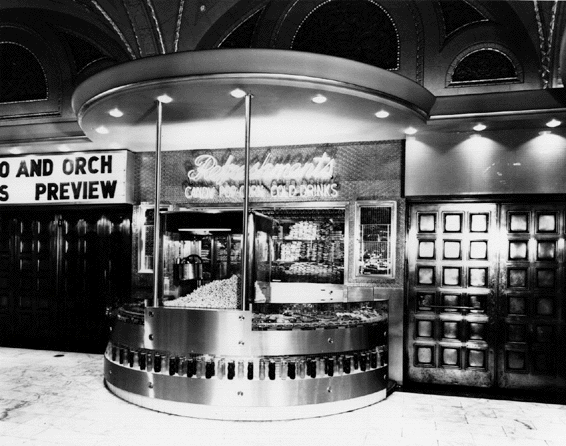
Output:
top-left (252, 301), bottom-right (387, 330)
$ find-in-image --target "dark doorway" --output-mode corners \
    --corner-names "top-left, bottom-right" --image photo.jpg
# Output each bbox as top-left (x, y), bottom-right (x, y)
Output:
top-left (0, 205), bottom-right (132, 353)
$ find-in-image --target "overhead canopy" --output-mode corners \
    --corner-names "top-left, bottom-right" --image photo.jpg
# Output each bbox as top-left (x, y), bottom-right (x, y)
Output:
top-left (72, 49), bottom-right (435, 151)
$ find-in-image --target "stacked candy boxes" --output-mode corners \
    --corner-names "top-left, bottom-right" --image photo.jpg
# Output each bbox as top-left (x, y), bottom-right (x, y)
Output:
top-left (274, 219), bottom-right (344, 283)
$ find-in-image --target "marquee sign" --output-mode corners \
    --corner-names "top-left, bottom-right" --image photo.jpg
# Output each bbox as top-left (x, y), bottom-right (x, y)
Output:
top-left (0, 150), bottom-right (132, 204)
top-left (184, 151), bottom-right (339, 200)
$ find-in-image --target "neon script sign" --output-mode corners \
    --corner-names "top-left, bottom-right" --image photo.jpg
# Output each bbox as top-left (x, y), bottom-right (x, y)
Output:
top-left (185, 152), bottom-right (339, 200)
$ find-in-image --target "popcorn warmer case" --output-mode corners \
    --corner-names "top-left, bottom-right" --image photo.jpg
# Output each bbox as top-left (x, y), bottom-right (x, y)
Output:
top-left (104, 209), bottom-right (388, 420)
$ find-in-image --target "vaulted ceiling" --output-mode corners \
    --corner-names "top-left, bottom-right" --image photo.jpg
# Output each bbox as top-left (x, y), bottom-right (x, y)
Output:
top-left (1, 0), bottom-right (565, 152)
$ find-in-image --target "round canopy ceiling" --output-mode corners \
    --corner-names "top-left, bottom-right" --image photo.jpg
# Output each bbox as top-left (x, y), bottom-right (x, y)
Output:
top-left (72, 49), bottom-right (435, 151)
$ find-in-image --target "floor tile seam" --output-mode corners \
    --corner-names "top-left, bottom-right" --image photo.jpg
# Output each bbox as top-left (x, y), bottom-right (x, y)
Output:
top-left (434, 421), bottom-right (507, 434)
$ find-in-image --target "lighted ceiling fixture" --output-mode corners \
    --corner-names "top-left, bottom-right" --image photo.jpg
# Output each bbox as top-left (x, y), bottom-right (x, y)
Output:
top-left (9, 147), bottom-right (22, 155)
top-left (374, 110), bottom-right (389, 119)
top-left (473, 123), bottom-right (486, 132)
top-left (58, 144), bottom-right (71, 152)
top-left (95, 126), bottom-right (109, 134)
top-left (230, 88), bottom-right (247, 98)
top-left (108, 108), bottom-right (124, 118)
top-left (311, 94), bottom-right (327, 104)
top-left (546, 119), bottom-right (561, 128)
top-left (157, 94), bottom-right (173, 103)
top-left (539, 130), bottom-right (552, 135)
top-left (404, 127), bottom-right (417, 135)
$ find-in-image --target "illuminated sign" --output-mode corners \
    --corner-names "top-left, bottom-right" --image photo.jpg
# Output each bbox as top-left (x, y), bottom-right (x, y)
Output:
top-left (0, 150), bottom-right (132, 204)
top-left (185, 151), bottom-right (339, 200)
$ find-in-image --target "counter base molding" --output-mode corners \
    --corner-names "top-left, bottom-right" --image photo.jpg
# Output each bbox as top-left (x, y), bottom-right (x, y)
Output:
top-left (105, 306), bottom-right (388, 419)
top-left (105, 366), bottom-right (387, 420)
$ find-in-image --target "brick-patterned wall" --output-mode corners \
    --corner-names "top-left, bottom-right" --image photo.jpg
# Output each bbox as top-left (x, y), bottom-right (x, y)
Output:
top-left (132, 140), bottom-right (405, 290)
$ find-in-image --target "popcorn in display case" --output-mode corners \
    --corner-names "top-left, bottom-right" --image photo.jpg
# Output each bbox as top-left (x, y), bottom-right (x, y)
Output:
top-left (160, 209), bottom-right (274, 309)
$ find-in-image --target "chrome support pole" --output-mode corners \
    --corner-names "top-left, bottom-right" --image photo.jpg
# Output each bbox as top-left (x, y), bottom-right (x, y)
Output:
top-left (153, 100), bottom-right (163, 308)
top-left (241, 93), bottom-right (252, 311)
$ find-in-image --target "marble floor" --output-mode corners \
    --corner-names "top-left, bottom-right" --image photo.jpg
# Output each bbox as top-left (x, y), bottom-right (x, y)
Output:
top-left (0, 347), bottom-right (565, 446)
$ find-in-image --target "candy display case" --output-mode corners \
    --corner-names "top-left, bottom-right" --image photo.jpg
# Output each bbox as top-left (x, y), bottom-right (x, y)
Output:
top-left (355, 201), bottom-right (396, 278)
top-left (267, 207), bottom-right (345, 286)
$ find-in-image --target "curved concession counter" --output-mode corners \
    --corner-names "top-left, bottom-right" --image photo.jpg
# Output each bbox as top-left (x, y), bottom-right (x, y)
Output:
top-left (105, 209), bottom-right (388, 419)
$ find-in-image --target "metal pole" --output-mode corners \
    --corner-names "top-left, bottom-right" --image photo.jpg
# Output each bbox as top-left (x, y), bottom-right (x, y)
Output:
top-left (152, 100), bottom-right (163, 307)
top-left (241, 93), bottom-right (252, 311)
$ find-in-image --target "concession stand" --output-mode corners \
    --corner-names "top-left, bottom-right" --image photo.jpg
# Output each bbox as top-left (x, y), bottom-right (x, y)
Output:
top-left (72, 49), bottom-right (434, 419)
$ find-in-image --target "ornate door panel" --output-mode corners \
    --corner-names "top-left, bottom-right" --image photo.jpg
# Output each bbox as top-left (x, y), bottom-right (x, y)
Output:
top-left (498, 205), bottom-right (566, 389)
top-left (407, 204), bottom-right (498, 387)
top-left (12, 214), bottom-right (58, 347)
top-left (59, 210), bottom-right (131, 352)
top-left (0, 217), bottom-right (13, 341)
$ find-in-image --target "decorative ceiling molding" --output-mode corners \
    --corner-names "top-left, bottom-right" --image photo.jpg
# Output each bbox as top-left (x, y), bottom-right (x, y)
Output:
top-left (290, 0), bottom-right (400, 71)
top-left (218, 7), bottom-right (264, 49)
top-left (435, 0), bottom-right (490, 48)
top-left (83, 0), bottom-right (136, 59)
top-left (120, 0), bottom-right (144, 57)
top-left (173, 0), bottom-right (185, 52)
top-left (407, 0), bottom-right (425, 85)
top-left (446, 43), bottom-right (522, 87)
top-left (0, 42), bottom-right (48, 103)
top-left (143, 0), bottom-right (165, 54)
top-left (0, 23), bottom-right (62, 121)
top-left (534, 0), bottom-right (559, 89)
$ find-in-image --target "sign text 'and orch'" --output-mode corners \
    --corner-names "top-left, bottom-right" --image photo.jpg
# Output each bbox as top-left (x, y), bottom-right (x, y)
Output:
top-left (0, 151), bottom-right (131, 204)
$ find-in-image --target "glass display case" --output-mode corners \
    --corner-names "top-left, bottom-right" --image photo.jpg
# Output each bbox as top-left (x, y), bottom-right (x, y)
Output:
top-left (355, 201), bottom-right (396, 278)
top-left (265, 207), bottom-right (345, 284)
top-left (160, 209), bottom-right (273, 308)
top-left (253, 301), bottom-right (387, 330)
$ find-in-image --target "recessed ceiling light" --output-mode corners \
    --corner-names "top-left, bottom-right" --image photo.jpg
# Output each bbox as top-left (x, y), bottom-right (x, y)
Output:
top-left (374, 110), bottom-right (389, 119)
top-left (404, 127), bottom-right (417, 135)
top-left (311, 94), bottom-right (327, 104)
top-left (58, 145), bottom-right (70, 152)
top-left (546, 119), bottom-right (561, 128)
top-left (109, 108), bottom-right (123, 118)
top-left (157, 94), bottom-right (173, 103)
top-left (9, 147), bottom-right (22, 155)
top-left (473, 123), bottom-right (486, 131)
top-left (230, 89), bottom-right (247, 98)
top-left (539, 130), bottom-right (552, 135)
top-left (95, 126), bottom-right (109, 134)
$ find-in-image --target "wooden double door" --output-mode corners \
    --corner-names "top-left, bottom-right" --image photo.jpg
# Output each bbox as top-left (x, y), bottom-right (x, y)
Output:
top-left (0, 206), bottom-right (131, 353)
top-left (407, 202), bottom-right (566, 391)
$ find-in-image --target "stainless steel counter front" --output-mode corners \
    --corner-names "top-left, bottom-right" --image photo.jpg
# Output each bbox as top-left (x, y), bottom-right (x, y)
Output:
top-left (104, 305), bottom-right (388, 419)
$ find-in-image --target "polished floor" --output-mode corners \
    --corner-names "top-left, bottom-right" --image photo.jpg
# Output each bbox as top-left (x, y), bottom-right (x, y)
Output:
top-left (0, 347), bottom-right (565, 446)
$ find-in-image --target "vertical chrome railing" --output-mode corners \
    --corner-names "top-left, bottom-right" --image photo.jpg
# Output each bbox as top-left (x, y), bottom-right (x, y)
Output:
top-left (241, 93), bottom-right (252, 311)
top-left (152, 99), bottom-right (163, 307)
